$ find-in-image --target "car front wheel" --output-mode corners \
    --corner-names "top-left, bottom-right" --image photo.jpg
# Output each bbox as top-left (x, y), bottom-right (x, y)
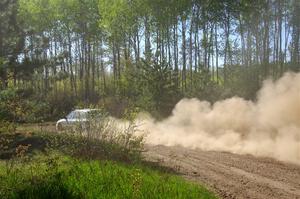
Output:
top-left (56, 123), bottom-right (63, 131)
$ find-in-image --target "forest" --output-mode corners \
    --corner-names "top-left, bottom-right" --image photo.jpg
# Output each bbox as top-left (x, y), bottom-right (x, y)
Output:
top-left (0, 0), bottom-right (300, 121)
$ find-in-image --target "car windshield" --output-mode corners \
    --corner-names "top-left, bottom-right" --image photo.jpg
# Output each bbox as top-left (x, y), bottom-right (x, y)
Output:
top-left (66, 111), bottom-right (87, 120)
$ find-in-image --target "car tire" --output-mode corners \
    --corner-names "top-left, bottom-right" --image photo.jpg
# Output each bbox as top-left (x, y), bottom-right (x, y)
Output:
top-left (57, 123), bottom-right (63, 131)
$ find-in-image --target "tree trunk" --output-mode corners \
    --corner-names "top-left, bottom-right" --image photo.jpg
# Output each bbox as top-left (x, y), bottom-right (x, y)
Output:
top-left (182, 16), bottom-right (187, 91)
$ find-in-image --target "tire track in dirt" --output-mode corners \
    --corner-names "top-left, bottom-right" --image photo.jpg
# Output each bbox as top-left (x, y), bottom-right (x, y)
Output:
top-left (144, 145), bottom-right (300, 199)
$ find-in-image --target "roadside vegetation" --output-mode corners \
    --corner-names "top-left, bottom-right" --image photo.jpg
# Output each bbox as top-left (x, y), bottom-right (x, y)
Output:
top-left (0, 153), bottom-right (216, 199)
top-left (0, 119), bottom-right (217, 199)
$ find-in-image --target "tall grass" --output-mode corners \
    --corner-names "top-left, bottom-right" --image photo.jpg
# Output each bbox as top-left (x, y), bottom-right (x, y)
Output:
top-left (0, 153), bottom-right (217, 199)
top-left (58, 112), bottom-right (146, 162)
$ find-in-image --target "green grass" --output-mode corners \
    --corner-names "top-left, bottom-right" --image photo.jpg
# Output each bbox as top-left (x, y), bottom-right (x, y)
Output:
top-left (1, 125), bottom-right (217, 199)
top-left (0, 153), bottom-right (217, 199)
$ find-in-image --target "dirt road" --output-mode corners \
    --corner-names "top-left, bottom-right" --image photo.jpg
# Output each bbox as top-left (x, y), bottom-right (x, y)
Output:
top-left (144, 145), bottom-right (300, 199)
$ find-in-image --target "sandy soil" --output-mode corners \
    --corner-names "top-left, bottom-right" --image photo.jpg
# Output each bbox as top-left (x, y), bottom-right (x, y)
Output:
top-left (144, 144), bottom-right (300, 199)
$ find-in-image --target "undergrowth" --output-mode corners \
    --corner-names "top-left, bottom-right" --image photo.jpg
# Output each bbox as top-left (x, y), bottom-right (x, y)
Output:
top-left (0, 119), bottom-right (217, 199)
top-left (0, 153), bottom-right (217, 199)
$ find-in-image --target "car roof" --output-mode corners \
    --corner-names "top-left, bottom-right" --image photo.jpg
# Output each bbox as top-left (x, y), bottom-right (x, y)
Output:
top-left (73, 109), bottom-right (99, 112)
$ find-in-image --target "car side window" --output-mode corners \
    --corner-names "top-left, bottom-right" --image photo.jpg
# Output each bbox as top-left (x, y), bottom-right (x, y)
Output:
top-left (76, 112), bottom-right (86, 120)
top-left (74, 111), bottom-right (83, 119)
top-left (66, 111), bottom-right (75, 119)
top-left (71, 111), bottom-right (87, 120)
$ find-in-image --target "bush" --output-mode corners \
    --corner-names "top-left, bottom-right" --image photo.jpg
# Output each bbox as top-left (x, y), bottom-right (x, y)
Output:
top-left (24, 101), bottom-right (51, 123)
top-left (46, 91), bottom-right (77, 120)
top-left (0, 88), bottom-right (51, 123)
top-left (0, 87), bottom-right (78, 123)
top-left (0, 88), bottom-right (23, 122)
top-left (0, 120), bottom-right (16, 134)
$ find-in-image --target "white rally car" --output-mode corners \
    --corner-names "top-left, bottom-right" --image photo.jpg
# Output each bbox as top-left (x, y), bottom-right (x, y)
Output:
top-left (56, 109), bottom-right (99, 131)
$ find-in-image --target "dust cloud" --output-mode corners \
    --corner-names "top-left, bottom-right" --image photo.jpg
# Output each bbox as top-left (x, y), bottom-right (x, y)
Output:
top-left (138, 72), bottom-right (300, 164)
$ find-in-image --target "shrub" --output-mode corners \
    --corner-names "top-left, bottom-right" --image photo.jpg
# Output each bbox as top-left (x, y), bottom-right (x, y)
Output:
top-left (0, 120), bottom-right (16, 134)
top-left (0, 88), bottom-right (50, 123)
top-left (0, 88), bottom-right (24, 122)
top-left (46, 91), bottom-right (77, 120)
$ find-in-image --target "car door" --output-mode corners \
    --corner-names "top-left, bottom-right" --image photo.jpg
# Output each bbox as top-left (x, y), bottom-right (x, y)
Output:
top-left (65, 111), bottom-right (77, 129)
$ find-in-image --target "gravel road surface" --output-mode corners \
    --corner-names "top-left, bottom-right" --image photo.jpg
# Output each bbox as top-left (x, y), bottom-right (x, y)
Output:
top-left (144, 145), bottom-right (300, 199)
